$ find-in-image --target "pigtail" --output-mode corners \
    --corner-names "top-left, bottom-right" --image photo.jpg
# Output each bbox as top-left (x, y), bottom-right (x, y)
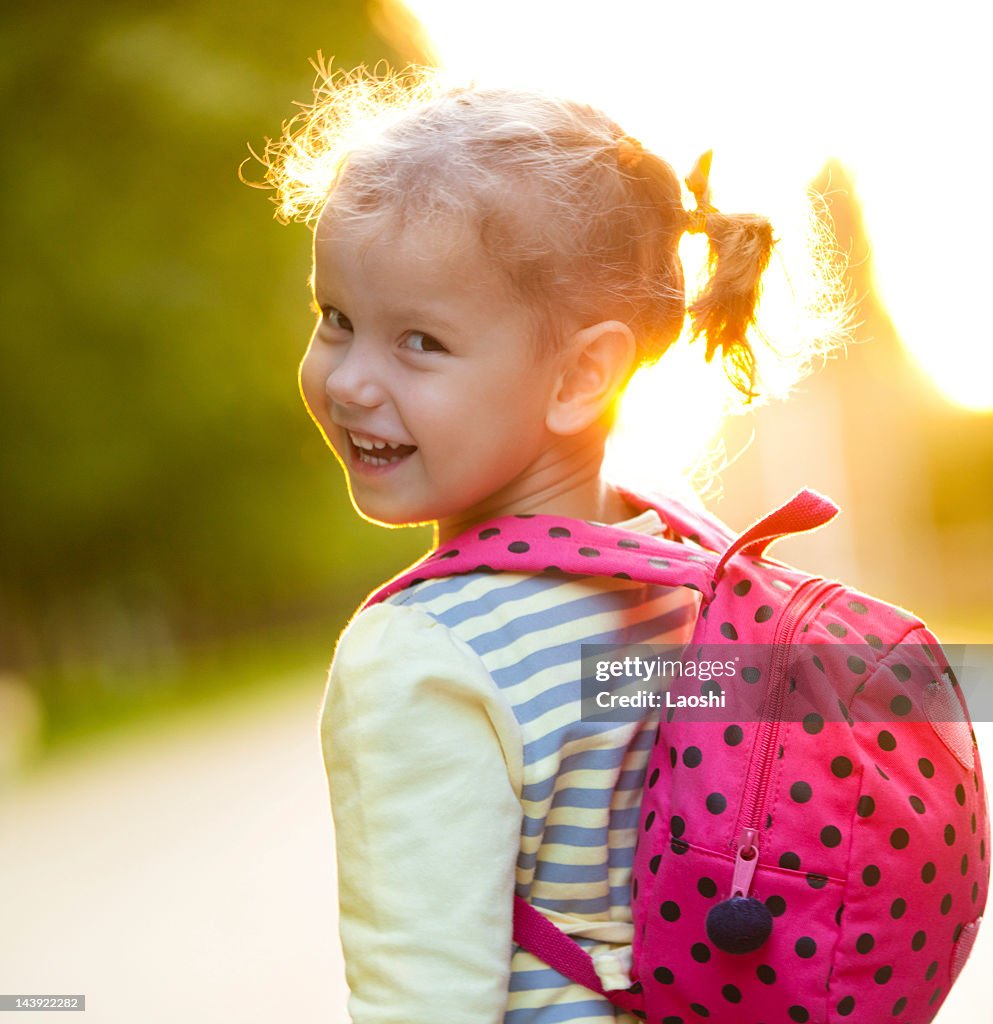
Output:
top-left (684, 152), bottom-right (775, 401)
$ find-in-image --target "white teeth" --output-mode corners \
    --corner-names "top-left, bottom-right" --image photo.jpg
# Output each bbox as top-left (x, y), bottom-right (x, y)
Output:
top-left (349, 431), bottom-right (408, 452)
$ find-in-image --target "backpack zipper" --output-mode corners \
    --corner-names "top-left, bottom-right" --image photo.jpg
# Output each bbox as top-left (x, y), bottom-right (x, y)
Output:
top-left (729, 575), bottom-right (842, 885)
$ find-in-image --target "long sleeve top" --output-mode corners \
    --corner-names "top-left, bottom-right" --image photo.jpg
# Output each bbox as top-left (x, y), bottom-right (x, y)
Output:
top-left (321, 509), bottom-right (701, 1023)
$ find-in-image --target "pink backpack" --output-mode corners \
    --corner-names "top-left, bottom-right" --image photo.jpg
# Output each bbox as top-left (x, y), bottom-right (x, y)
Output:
top-left (362, 488), bottom-right (989, 1023)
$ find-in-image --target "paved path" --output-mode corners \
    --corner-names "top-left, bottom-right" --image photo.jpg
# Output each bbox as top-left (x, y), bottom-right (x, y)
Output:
top-left (1, 680), bottom-right (990, 1022)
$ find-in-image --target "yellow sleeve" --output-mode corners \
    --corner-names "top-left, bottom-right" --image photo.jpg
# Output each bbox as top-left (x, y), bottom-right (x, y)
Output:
top-left (320, 601), bottom-right (524, 1024)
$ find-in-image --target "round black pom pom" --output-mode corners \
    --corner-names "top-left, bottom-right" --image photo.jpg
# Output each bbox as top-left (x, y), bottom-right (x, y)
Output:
top-left (705, 897), bottom-right (773, 954)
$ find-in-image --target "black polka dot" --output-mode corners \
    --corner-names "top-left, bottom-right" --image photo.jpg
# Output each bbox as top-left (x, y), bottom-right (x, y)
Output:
top-left (891, 663), bottom-right (911, 682)
top-left (683, 746), bottom-right (703, 768)
top-left (617, 538), bottom-right (640, 549)
top-left (733, 580), bottom-right (752, 596)
top-left (919, 758), bottom-right (935, 778)
top-left (613, 572), bottom-right (632, 580)
top-left (921, 861), bottom-right (936, 884)
top-left (547, 526), bottom-right (570, 538)
top-left (865, 633), bottom-right (883, 648)
top-left (742, 666), bottom-right (761, 683)
top-left (671, 839), bottom-right (689, 855)
top-left (661, 1018), bottom-right (682, 1024)
top-left (925, 960), bottom-right (939, 980)
top-left (669, 747), bottom-right (677, 769)
top-left (795, 936), bottom-right (817, 958)
top-left (720, 622), bottom-right (738, 640)
top-left (507, 541), bottom-right (530, 554)
top-left (705, 792), bottom-right (727, 814)
top-left (648, 768), bottom-right (660, 788)
top-left (940, 893), bottom-right (953, 915)
top-left (911, 930), bottom-right (927, 951)
top-left (847, 655), bottom-right (866, 674)
top-left (478, 527), bottom-right (501, 539)
top-left (578, 546), bottom-right (600, 557)
top-left (644, 811), bottom-right (656, 832)
top-left (691, 942), bottom-right (710, 963)
top-left (654, 966), bottom-right (674, 984)
top-left (831, 756), bottom-right (853, 778)
top-left (806, 873), bottom-right (828, 889)
top-left (893, 997), bottom-right (908, 1015)
top-left (788, 1006), bottom-right (810, 1022)
top-left (878, 730), bottom-right (896, 751)
top-left (755, 605), bottom-right (774, 622)
top-left (890, 897), bottom-right (907, 919)
top-left (670, 815), bottom-right (685, 838)
top-left (890, 695), bottom-right (912, 716)
top-left (961, 853), bottom-right (969, 875)
top-left (649, 854), bottom-right (662, 874)
top-left (890, 828), bottom-right (909, 850)
top-left (790, 781), bottom-right (812, 803)
top-left (837, 995), bottom-right (855, 1016)
top-left (875, 965), bottom-right (893, 984)
top-left (689, 1004), bottom-right (709, 1018)
top-left (909, 795), bottom-right (926, 815)
top-left (944, 824), bottom-right (956, 846)
top-left (848, 599), bottom-right (868, 614)
top-left (779, 851), bottom-right (801, 870)
top-left (660, 901), bottom-right (681, 921)
top-left (757, 964), bottom-right (776, 984)
top-left (648, 558), bottom-right (669, 569)
top-left (955, 783), bottom-right (966, 806)
top-left (803, 713), bottom-right (824, 735)
top-left (724, 724), bottom-right (744, 746)
top-left (697, 877), bottom-right (717, 899)
top-left (857, 795), bottom-right (875, 818)
top-left (827, 622), bottom-right (848, 638)
top-left (862, 864), bottom-right (881, 886)
top-left (821, 825), bottom-right (842, 848)
top-left (856, 933), bottom-right (875, 954)
top-left (835, 903), bottom-right (845, 926)
top-left (765, 894), bottom-right (786, 916)
top-left (813, 655), bottom-right (825, 673)
top-left (722, 984), bottom-right (742, 1004)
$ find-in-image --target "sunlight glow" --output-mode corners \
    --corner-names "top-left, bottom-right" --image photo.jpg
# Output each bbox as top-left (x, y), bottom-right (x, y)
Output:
top-left (386, 0), bottom-right (993, 450)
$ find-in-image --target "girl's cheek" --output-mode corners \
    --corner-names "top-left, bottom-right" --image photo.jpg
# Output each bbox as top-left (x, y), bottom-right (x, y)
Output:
top-left (299, 349), bottom-right (329, 420)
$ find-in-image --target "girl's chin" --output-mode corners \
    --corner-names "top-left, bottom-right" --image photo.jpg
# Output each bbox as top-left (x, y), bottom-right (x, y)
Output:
top-left (345, 488), bottom-right (436, 530)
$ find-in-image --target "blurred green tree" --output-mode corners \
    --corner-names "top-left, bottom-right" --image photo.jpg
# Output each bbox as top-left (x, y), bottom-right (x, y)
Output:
top-left (0, 2), bottom-right (429, 684)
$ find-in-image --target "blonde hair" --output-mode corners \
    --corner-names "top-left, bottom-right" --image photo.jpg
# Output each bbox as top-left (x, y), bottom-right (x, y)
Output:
top-left (256, 62), bottom-right (844, 400)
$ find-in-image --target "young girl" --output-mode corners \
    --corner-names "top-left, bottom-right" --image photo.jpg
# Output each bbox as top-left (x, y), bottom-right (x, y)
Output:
top-left (265, 68), bottom-right (837, 1023)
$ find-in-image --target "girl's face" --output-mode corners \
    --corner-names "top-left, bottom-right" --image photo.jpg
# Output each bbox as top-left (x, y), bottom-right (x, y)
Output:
top-left (300, 207), bottom-right (572, 537)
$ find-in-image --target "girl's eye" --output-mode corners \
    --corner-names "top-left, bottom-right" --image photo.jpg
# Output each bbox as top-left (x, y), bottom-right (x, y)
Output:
top-left (322, 306), bottom-right (353, 331)
top-left (405, 331), bottom-right (447, 354)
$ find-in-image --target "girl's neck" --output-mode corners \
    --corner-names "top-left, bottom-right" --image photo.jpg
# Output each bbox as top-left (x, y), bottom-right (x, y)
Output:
top-left (434, 435), bottom-right (640, 546)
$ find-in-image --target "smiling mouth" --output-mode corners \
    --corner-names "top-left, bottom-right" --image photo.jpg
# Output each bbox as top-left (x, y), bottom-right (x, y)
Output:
top-left (347, 431), bottom-right (418, 467)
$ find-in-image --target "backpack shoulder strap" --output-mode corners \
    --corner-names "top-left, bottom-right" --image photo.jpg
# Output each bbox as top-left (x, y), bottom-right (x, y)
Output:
top-left (362, 488), bottom-right (840, 610)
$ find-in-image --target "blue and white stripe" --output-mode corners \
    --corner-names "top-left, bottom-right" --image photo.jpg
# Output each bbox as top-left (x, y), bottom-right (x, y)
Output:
top-left (389, 561), bottom-right (699, 1024)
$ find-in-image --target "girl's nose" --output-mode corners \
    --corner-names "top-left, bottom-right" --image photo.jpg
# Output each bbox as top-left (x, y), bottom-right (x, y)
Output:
top-left (325, 343), bottom-right (385, 409)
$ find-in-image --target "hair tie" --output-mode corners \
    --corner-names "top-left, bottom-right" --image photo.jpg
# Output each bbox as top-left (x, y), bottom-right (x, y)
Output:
top-left (684, 149), bottom-right (715, 234)
top-left (617, 135), bottom-right (644, 171)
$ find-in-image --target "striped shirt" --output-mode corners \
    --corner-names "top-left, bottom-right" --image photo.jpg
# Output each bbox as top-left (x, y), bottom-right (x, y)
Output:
top-left (322, 510), bottom-right (700, 1024)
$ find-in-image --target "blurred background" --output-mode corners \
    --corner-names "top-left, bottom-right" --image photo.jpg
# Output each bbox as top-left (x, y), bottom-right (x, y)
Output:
top-left (1, 1), bottom-right (990, 1021)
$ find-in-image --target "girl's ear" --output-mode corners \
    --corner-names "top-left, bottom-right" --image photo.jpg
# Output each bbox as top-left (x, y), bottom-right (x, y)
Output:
top-left (546, 321), bottom-right (636, 436)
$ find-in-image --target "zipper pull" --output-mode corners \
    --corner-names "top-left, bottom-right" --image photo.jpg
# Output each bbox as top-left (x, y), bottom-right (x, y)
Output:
top-left (731, 828), bottom-right (760, 897)
top-left (705, 828), bottom-right (773, 954)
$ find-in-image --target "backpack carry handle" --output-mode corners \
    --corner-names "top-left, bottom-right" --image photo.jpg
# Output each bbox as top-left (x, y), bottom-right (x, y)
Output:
top-left (713, 488), bottom-right (840, 583)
